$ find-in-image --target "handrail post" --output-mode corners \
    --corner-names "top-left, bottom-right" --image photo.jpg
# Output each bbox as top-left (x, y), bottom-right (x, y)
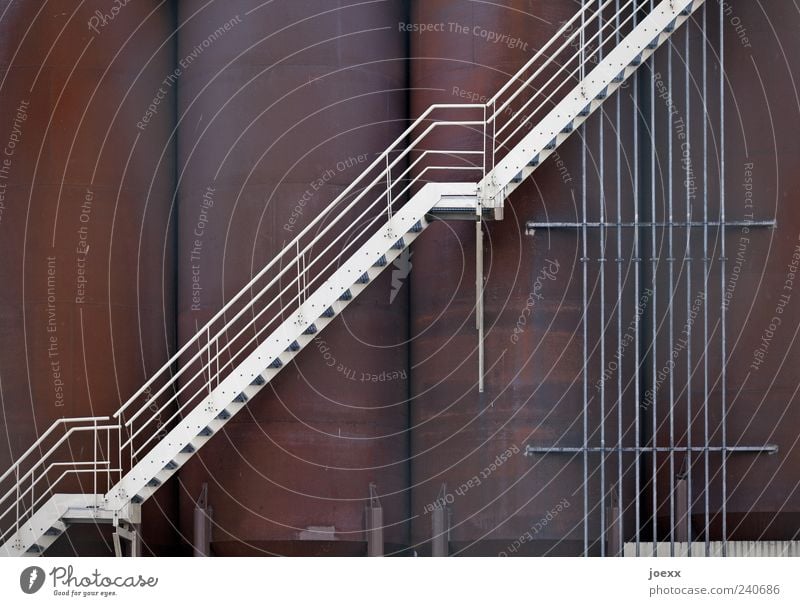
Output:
top-left (15, 467), bottom-right (19, 533)
top-left (107, 427), bottom-right (111, 492)
top-left (215, 331), bottom-right (220, 388)
top-left (296, 241), bottom-right (303, 308)
top-left (93, 419), bottom-right (98, 506)
top-left (386, 154), bottom-right (392, 221)
top-left (200, 325), bottom-right (209, 395)
top-left (482, 104), bottom-right (487, 179)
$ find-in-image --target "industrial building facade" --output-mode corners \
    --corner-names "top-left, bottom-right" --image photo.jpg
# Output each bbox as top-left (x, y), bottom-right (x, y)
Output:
top-left (0, 0), bottom-right (798, 557)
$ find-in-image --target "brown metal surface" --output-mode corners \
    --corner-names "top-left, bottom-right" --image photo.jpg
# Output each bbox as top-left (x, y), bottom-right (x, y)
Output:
top-left (174, 0), bottom-right (410, 556)
top-left (649, 3), bottom-right (800, 543)
top-left (407, 0), bottom-right (639, 556)
top-left (0, 1), bottom-right (178, 554)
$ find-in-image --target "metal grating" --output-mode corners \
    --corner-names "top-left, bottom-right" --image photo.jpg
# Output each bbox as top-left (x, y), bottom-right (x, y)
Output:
top-left (524, 0), bottom-right (778, 557)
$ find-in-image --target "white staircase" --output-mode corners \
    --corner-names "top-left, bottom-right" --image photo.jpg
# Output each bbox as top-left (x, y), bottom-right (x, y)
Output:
top-left (0, 0), bottom-right (704, 556)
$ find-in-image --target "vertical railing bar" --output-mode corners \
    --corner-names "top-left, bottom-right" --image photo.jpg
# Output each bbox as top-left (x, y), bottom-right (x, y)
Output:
top-left (206, 327), bottom-right (212, 396)
top-left (598, 0), bottom-right (606, 559)
top-left (15, 467), bottom-right (19, 534)
top-left (93, 419), bottom-right (98, 508)
top-left (684, 17), bottom-right (693, 558)
top-left (719, 0), bottom-right (728, 558)
top-left (386, 154), bottom-right (392, 221)
top-left (482, 104), bottom-right (487, 179)
top-left (702, 1), bottom-right (710, 558)
top-left (633, 0), bottom-right (641, 558)
top-left (107, 428), bottom-right (111, 492)
top-left (615, 0), bottom-right (624, 557)
top-left (650, 0), bottom-right (658, 558)
top-left (668, 24), bottom-right (676, 558)
top-left (581, 0), bottom-right (589, 557)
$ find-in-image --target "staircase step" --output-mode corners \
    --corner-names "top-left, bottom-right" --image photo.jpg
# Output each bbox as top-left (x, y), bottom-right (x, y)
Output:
top-left (268, 358), bottom-right (283, 369)
top-left (322, 307), bottom-right (335, 318)
top-left (216, 409), bottom-right (231, 421)
top-left (338, 289), bottom-right (352, 301)
top-left (561, 123), bottom-right (574, 134)
top-left (181, 443), bottom-right (196, 454)
top-left (527, 155), bottom-right (540, 168)
top-left (544, 138), bottom-right (556, 150)
top-left (303, 323), bottom-right (318, 335)
top-left (410, 220), bottom-right (424, 233)
top-left (198, 426), bottom-right (214, 437)
top-left (374, 255), bottom-right (388, 267)
top-left (251, 374), bottom-right (266, 386)
top-left (512, 171), bottom-right (524, 184)
top-left (147, 478), bottom-right (161, 488)
top-left (164, 460), bottom-right (178, 471)
top-left (286, 340), bottom-right (301, 351)
top-left (44, 527), bottom-right (62, 536)
top-left (391, 238), bottom-right (406, 250)
top-left (357, 273), bottom-right (370, 284)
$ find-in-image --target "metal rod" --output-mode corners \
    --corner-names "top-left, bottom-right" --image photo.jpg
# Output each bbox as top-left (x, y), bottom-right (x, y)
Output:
top-left (615, 0), bottom-right (624, 557)
top-left (477, 218), bottom-right (484, 393)
top-left (668, 22), bottom-right (676, 557)
top-left (684, 18), bottom-right (694, 557)
top-left (650, 0), bottom-right (658, 555)
top-left (719, 0), bottom-right (728, 557)
top-left (633, 0), bottom-right (641, 556)
top-left (599, 0), bottom-right (607, 558)
top-left (526, 221), bottom-right (774, 231)
top-left (582, 0), bottom-right (589, 557)
top-left (702, 2), bottom-right (710, 557)
top-left (525, 445), bottom-right (778, 454)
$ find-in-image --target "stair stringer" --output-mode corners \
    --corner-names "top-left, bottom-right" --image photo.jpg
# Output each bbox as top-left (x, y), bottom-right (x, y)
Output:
top-left (480, 0), bottom-right (705, 205)
top-left (102, 182), bottom-right (478, 512)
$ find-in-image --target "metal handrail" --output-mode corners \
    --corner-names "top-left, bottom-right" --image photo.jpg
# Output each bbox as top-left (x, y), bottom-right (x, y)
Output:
top-left (0, 417), bottom-right (109, 484)
top-left (494, 0), bottom-right (649, 151)
top-left (114, 105), bottom-right (483, 420)
top-left (1, 0), bottom-right (664, 541)
top-left (115, 1), bottom-right (657, 463)
top-left (120, 119), bottom-right (484, 434)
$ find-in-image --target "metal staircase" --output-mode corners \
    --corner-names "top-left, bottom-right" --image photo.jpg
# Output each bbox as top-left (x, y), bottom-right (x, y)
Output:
top-left (0, 0), bottom-right (704, 556)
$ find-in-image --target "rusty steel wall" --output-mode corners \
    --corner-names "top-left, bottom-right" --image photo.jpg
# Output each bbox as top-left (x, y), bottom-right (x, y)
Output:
top-left (0, 1), bottom-right (178, 555)
top-left (647, 3), bottom-right (800, 544)
top-left (406, 0), bottom-right (641, 556)
top-left (0, 0), bottom-right (798, 558)
top-left (174, 0), bottom-right (410, 556)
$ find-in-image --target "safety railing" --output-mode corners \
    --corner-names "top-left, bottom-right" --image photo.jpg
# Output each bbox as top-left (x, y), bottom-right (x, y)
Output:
top-left (487, 0), bottom-right (654, 162)
top-left (0, 0), bottom-right (665, 527)
top-left (111, 0), bottom-right (659, 479)
top-left (115, 101), bottom-right (487, 471)
top-left (0, 417), bottom-right (120, 545)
